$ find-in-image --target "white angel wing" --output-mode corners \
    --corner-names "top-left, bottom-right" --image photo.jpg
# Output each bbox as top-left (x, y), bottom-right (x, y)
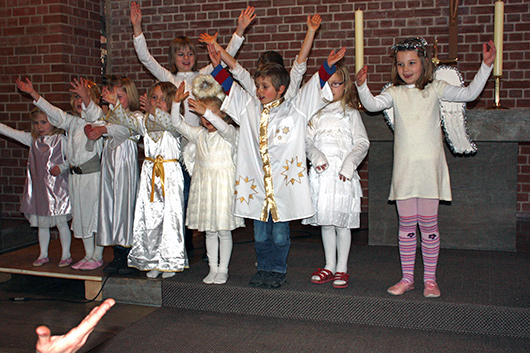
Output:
top-left (380, 66), bottom-right (476, 154)
top-left (435, 65), bottom-right (476, 154)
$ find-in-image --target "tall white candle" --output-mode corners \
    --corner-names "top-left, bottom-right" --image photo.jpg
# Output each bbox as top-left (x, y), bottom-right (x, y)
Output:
top-left (355, 9), bottom-right (364, 74)
top-left (493, 1), bottom-right (504, 77)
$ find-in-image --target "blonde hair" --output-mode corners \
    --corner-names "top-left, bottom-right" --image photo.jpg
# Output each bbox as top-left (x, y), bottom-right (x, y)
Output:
top-left (105, 75), bottom-right (140, 111)
top-left (70, 80), bottom-right (101, 114)
top-left (30, 107), bottom-right (63, 139)
top-left (148, 82), bottom-right (177, 113)
top-left (169, 36), bottom-right (197, 73)
top-left (333, 62), bottom-right (357, 110)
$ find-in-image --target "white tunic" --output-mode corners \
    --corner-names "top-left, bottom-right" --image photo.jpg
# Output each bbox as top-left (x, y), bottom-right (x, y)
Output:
top-left (0, 123), bottom-right (71, 227)
top-left (357, 61), bottom-right (493, 201)
top-left (35, 97), bottom-right (103, 238)
top-left (127, 110), bottom-right (187, 272)
top-left (171, 106), bottom-right (244, 232)
top-left (302, 102), bottom-right (370, 228)
top-left (221, 65), bottom-right (333, 222)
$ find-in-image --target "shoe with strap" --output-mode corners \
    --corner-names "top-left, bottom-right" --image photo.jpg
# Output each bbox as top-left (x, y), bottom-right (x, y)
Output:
top-left (332, 272), bottom-right (350, 289)
top-left (423, 281), bottom-right (441, 298)
top-left (310, 268), bottom-right (334, 284)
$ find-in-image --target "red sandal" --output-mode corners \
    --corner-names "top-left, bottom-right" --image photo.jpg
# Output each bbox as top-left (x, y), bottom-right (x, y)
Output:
top-left (332, 272), bottom-right (350, 289)
top-left (310, 268), bottom-right (334, 284)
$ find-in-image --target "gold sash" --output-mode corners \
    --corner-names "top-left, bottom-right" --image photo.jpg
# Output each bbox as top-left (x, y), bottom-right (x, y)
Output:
top-left (145, 155), bottom-right (179, 202)
top-left (259, 98), bottom-right (284, 222)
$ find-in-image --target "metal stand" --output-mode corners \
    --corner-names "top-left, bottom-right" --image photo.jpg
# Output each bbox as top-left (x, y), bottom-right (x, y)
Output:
top-left (487, 76), bottom-right (508, 110)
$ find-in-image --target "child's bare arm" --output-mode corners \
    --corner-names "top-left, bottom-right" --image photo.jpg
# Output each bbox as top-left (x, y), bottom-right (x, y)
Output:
top-left (297, 14), bottom-right (322, 64)
top-left (208, 43), bottom-right (237, 70)
top-left (130, 2), bottom-right (143, 37)
top-left (326, 47), bottom-right (346, 67)
top-left (482, 40), bottom-right (496, 67)
top-left (355, 65), bottom-right (368, 86)
top-left (173, 82), bottom-right (190, 103)
top-left (235, 6), bottom-right (256, 37)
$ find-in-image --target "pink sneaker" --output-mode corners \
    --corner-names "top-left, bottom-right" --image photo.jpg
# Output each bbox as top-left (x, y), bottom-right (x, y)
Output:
top-left (58, 257), bottom-right (72, 268)
top-left (424, 281), bottom-right (441, 298)
top-left (79, 259), bottom-right (104, 271)
top-left (71, 259), bottom-right (88, 270)
top-left (32, 257), bottom-right (49, 267)
top-left (387, 280), bottom-right (415, 296)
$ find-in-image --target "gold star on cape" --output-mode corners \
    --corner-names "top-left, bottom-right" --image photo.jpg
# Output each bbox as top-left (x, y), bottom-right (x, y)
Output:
top-left (281, 156), bottom-right (306, 185)
top-left (234, 175), bottom-right (258, 204)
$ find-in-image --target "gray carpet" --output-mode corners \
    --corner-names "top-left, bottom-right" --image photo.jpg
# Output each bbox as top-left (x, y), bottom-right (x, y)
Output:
top-left (90, 225), bottom-right (530, 352)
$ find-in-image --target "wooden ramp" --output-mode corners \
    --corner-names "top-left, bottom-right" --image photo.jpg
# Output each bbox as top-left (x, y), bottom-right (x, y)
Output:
top-left (0, 238), bottom-right (112, 301)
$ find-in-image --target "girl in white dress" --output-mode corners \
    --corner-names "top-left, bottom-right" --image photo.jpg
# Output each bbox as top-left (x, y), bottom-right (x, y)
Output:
top-left (304, 62), bottom-right (370, 289)
top-left (171, 77), bottom-right (244, 284)
top-left (112, 81), bottom-right (187, 279)
top-left (356, 37), bottom-right (496, 298)
top-left (17, 78), bottom-right (104, 271)
top-left (0, 107), bottom-right (72, 267)
top-left (83, 76), bottom-right (141, 275)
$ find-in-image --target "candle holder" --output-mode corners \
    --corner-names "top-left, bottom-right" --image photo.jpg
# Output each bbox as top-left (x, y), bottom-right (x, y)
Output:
top-left (487, 76), bottom-right (508, 110)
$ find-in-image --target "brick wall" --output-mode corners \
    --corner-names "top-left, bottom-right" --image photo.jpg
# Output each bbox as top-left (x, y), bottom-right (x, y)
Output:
top-left (0, 0), bottom-right (529, 219)
top-left (0, 0), bottom-right (101, 218)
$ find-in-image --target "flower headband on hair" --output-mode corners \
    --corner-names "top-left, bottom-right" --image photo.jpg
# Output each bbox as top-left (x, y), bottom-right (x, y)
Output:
top-left (192, 75), bottom-right (226, 102)
top-left (391, 37), bottom-right (428, 57)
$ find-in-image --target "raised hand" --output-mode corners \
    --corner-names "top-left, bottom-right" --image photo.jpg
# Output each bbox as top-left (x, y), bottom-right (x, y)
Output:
top-left (16, 78), bottom-right (40, 101)
top-left (483, 40), bottom-right (496, 67)
top-left (140, 93), bottom-right (154, 115)
top-left (307, 14), bottom-right (322, 33)
top-left (198, 32), bottom-right (218, 46)
top-left (188, 99), bottom-right (207, 116)
top-left (69, 78), bottom-right (92, 106)
top-left (236, 6), bottom-right (256, 36)
top-left (327, 47), bottom-right (346, 67)
top-left (173, 82), bottom-right (190, 103)
top-left (355, 65), bottom-right (368, 86)
top-left (130, 2), bottom-right (142, 36)
top-left (207, 43), bottom-right (221, 68)
top-left (101, 86), bottom-right (117, 106)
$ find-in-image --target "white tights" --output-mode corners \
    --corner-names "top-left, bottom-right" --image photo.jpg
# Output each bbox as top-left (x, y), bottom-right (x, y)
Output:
top-left (81, 236), bottom-right (104, 262)
top-left (321, 225), bottom-right (351, 274)
top-left (205, 230), bottom-right (233, 273)
top-left (38, 222), bottom-right (72, 260)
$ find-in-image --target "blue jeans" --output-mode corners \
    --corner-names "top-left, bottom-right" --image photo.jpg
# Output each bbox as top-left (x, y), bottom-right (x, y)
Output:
top-left (253, 217), bottom-right (291, 273)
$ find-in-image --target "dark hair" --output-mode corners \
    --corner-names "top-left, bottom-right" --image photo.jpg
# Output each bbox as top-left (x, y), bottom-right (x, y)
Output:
top-left (254, 63), bottom-right (290, 94)
top-left (257, 51), bottom-right (284, 68)
top-left (390, 37), bottom-right (434, 90)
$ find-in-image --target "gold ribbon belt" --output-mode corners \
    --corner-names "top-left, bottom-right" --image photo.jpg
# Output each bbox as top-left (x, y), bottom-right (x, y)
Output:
top-left (145, 155), bottom-right (178, 202)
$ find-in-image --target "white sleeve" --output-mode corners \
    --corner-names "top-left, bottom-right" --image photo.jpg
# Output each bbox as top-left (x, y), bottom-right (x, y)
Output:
top-left (0, 122), bottom-right (32, 147)
top-left (203, 109), bottom-right (229, 133)
top-left (339, 110), bottom-right (370, 179)
top-left (170, 101), bottom-right (201, 142)
top-left (230, 62), bottom-right (256, 95)
top-left (34, 97), bottom-right (73, 131)
top-left (442, 61), bottom-right (493, 102)
top-left (355, 82), bottom-right (393, 112)
top-left (293, 71), bottom-right (333, 123)
top-left (284, 56), bottom-right (307, 101)
top-left (133, 33), bottom-right (176, 83)
top-left (82, 100), bottom-right (104, 123)
top-left (305, 122), bottom-right (328, 170)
